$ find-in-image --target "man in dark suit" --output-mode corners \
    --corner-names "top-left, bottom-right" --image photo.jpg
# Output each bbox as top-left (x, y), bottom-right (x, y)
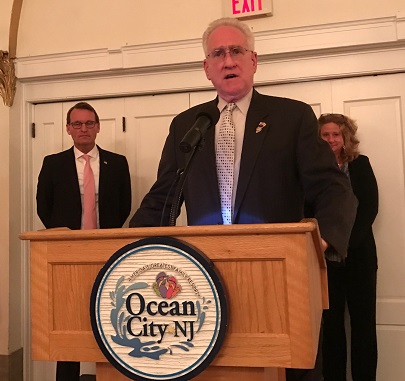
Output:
top-left (129, 17), bottom-right (357, 380)
top-left (129, 17), bottom-right (356, 256)
top-left (36, 101), bottom-right (131, 381)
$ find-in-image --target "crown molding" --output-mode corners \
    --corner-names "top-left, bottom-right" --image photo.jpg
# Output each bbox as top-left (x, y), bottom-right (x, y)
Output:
top-left (255, 16), bottom-right (403, 55)
top-left (15, 16), bottom-right (405, 82)
top-left (14, 16), bottom-right (405, 104)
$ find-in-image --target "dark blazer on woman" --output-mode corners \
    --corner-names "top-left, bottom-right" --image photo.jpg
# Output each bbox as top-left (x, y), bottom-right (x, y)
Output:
top-left (348, 154), bottom-right (378, 264)
top-left (130, 89), bottom-right (357, 257)
top-left (36, 146), bottom-right (131, 230)
top-left (322, 154), bottom-right (378, 381)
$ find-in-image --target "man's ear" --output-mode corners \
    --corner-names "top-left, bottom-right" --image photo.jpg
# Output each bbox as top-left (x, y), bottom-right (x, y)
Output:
top-left (203, 60), bottom-right (211, 80)
top-left (66, 125), bottom-right (71, 135)
top-left (252, 51), bottom-right (258, 73)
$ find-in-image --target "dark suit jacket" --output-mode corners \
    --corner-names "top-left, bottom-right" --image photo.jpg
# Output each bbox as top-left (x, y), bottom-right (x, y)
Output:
top-left (37, 146), bottom-right (131, 229)
top-left (348, 155), bottom-right (378, 267)
top-left (130, 90), bottom-right (357, 257)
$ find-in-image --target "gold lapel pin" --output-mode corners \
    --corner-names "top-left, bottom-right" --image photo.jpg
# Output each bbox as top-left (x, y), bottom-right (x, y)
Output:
top-left (256, 122), bottom-right (267, 134)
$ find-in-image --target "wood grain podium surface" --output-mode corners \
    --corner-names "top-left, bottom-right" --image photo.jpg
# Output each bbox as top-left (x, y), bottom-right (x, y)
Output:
top-left (20, 221), bottom-right (327, 381)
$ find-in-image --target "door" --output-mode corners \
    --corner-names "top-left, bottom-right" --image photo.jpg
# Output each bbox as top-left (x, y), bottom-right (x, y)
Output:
top-left (259, 73), bottom-right (405, 380)
top-left (124, 93), bottom-right (190, 226)
top-left (31, 103), bottom-right (64, 232)
top-left (331, 73), bottom-right (405, 381)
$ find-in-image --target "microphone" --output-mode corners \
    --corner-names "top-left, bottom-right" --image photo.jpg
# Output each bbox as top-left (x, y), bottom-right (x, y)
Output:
top-left (179, 104), bottom-right (220, 153)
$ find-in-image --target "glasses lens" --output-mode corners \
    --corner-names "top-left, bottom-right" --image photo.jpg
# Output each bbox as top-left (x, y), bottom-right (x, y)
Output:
top-left (70, 121), bottom-right (96, 129)
top-left (229, 46), bottom-right (243, 56)
top-left (211, 49), bottom-right (225, 58)
top-left (85, 121), bottom-right (96, 128)
top-left (208, 46), bottom-right (249, 59)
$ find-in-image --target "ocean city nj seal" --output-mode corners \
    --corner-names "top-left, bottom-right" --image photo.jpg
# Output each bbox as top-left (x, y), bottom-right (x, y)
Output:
top-left (90, 236), bottom-right (228, 381)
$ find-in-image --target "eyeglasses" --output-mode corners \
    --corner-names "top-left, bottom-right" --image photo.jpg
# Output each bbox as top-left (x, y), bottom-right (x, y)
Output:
top-left (69, 121), bottom-right (97, 129)
top-left (206, 45), bottom-right (253, 60)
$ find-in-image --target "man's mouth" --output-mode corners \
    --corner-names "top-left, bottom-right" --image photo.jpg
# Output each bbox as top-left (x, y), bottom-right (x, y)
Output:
top-left (225, 74), bottom-right (237, 79)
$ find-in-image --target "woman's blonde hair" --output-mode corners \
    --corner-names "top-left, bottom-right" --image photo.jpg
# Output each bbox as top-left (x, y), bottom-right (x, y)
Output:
top-left (318, 113), bottom-right (360, 163)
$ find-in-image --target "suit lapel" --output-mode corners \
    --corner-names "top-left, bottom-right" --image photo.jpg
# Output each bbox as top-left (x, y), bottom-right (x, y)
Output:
top-left (191, 100), bottom-right (222, 206)
top-left (187, 99), bottom-right (218, 172)
top-left (204, 100), bottom-right (219, 185)
top-left (98, 146), bottom-right (107, 199)
top-left (234, 91), bottom-right (272, 220)
top-left (66, 147), bottom-right (81, 197)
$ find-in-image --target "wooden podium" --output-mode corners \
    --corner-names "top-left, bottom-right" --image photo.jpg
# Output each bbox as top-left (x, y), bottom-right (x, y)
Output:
top-left (20, 221), bottom-right (328, 381)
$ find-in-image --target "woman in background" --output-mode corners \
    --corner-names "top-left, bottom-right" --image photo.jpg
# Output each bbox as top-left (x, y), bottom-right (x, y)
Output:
top-left (319, 113), bottom-right (379, 381)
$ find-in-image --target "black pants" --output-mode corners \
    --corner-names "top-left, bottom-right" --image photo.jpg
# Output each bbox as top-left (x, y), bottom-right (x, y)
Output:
top-left (56, 361), bottom-right (80, 381)
top-left (322, 258), bottom-right (377, 381)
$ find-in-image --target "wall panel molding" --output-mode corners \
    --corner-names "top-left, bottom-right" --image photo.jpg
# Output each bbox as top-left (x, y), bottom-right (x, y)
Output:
top-left (14, 16), bottom-right (405, 105)
top-left (16, 16), bottom-right (405, 84)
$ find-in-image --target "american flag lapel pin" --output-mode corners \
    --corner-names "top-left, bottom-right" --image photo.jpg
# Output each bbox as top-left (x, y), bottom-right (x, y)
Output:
top-left (256, 122), bottom-right (266, 134)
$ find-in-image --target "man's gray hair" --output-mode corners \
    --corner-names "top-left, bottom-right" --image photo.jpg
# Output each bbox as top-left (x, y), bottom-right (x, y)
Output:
top-left (202, 17), bottom-right (255, 56)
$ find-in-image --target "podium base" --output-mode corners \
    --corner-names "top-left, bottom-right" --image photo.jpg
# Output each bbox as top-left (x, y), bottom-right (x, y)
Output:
top-left (96, 363), bottom-right (130, 380)
top-left (193, 366), bottom-right (286, 381)
top-left (96, 363), bottom-right (286, 381)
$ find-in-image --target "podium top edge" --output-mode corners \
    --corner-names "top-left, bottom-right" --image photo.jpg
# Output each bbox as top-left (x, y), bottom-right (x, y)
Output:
top-left (19, 220), bottom-right (319, 241)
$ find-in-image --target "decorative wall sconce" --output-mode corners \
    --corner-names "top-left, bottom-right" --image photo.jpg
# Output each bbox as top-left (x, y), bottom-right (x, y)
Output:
top-left (0, 51), bottom-right (16, 107)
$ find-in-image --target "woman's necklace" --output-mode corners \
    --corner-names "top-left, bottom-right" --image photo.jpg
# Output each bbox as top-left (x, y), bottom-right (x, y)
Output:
top-left (336, 155), bottom-right (343, 168)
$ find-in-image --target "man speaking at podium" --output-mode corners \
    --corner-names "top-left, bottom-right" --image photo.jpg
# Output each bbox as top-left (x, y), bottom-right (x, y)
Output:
top-left (129, 17), bottom-right (357, 380)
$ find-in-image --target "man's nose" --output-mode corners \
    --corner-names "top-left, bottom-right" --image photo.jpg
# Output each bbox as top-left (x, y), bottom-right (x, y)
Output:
top-left (223, 52), bottom-right (236, 66)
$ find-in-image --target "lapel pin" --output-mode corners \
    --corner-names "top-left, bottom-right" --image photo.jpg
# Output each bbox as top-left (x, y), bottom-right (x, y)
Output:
top-left (256, 122), bottom-right (266, 134)
top-left (104, 161), bottom-right (108, 164)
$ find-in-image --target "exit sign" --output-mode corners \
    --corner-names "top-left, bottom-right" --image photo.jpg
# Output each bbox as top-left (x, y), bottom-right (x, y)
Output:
top-left (223, 0), bottom-right (273, 19)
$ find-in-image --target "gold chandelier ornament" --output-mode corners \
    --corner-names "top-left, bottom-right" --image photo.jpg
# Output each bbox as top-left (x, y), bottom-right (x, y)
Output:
top-left (0, 50), bottom-right (16, 107)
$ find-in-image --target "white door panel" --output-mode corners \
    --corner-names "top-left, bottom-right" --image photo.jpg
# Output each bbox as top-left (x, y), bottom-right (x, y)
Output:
top-left (332, 75), bottom-right (405, 308)
top-left (332, 73), bottom-right (405, 380)
top-left (189, 90), bottom-right (216, 107)
top-left (125, 93), bottom-right (190, 226)
top-left (32, 103), bottom-right (64, 231)
top-left (257, 80), bottom-right (333, 117)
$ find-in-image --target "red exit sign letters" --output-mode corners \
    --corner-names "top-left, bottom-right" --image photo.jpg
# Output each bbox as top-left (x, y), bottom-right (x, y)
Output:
top-left (223, 0), bottom-right (273, 18)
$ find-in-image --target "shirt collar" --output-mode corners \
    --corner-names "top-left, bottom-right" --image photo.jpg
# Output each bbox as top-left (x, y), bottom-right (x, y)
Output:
top-left (217, 89), bottom-right (253, 116)
top-left (73, 145), bottom-right (99, 159)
